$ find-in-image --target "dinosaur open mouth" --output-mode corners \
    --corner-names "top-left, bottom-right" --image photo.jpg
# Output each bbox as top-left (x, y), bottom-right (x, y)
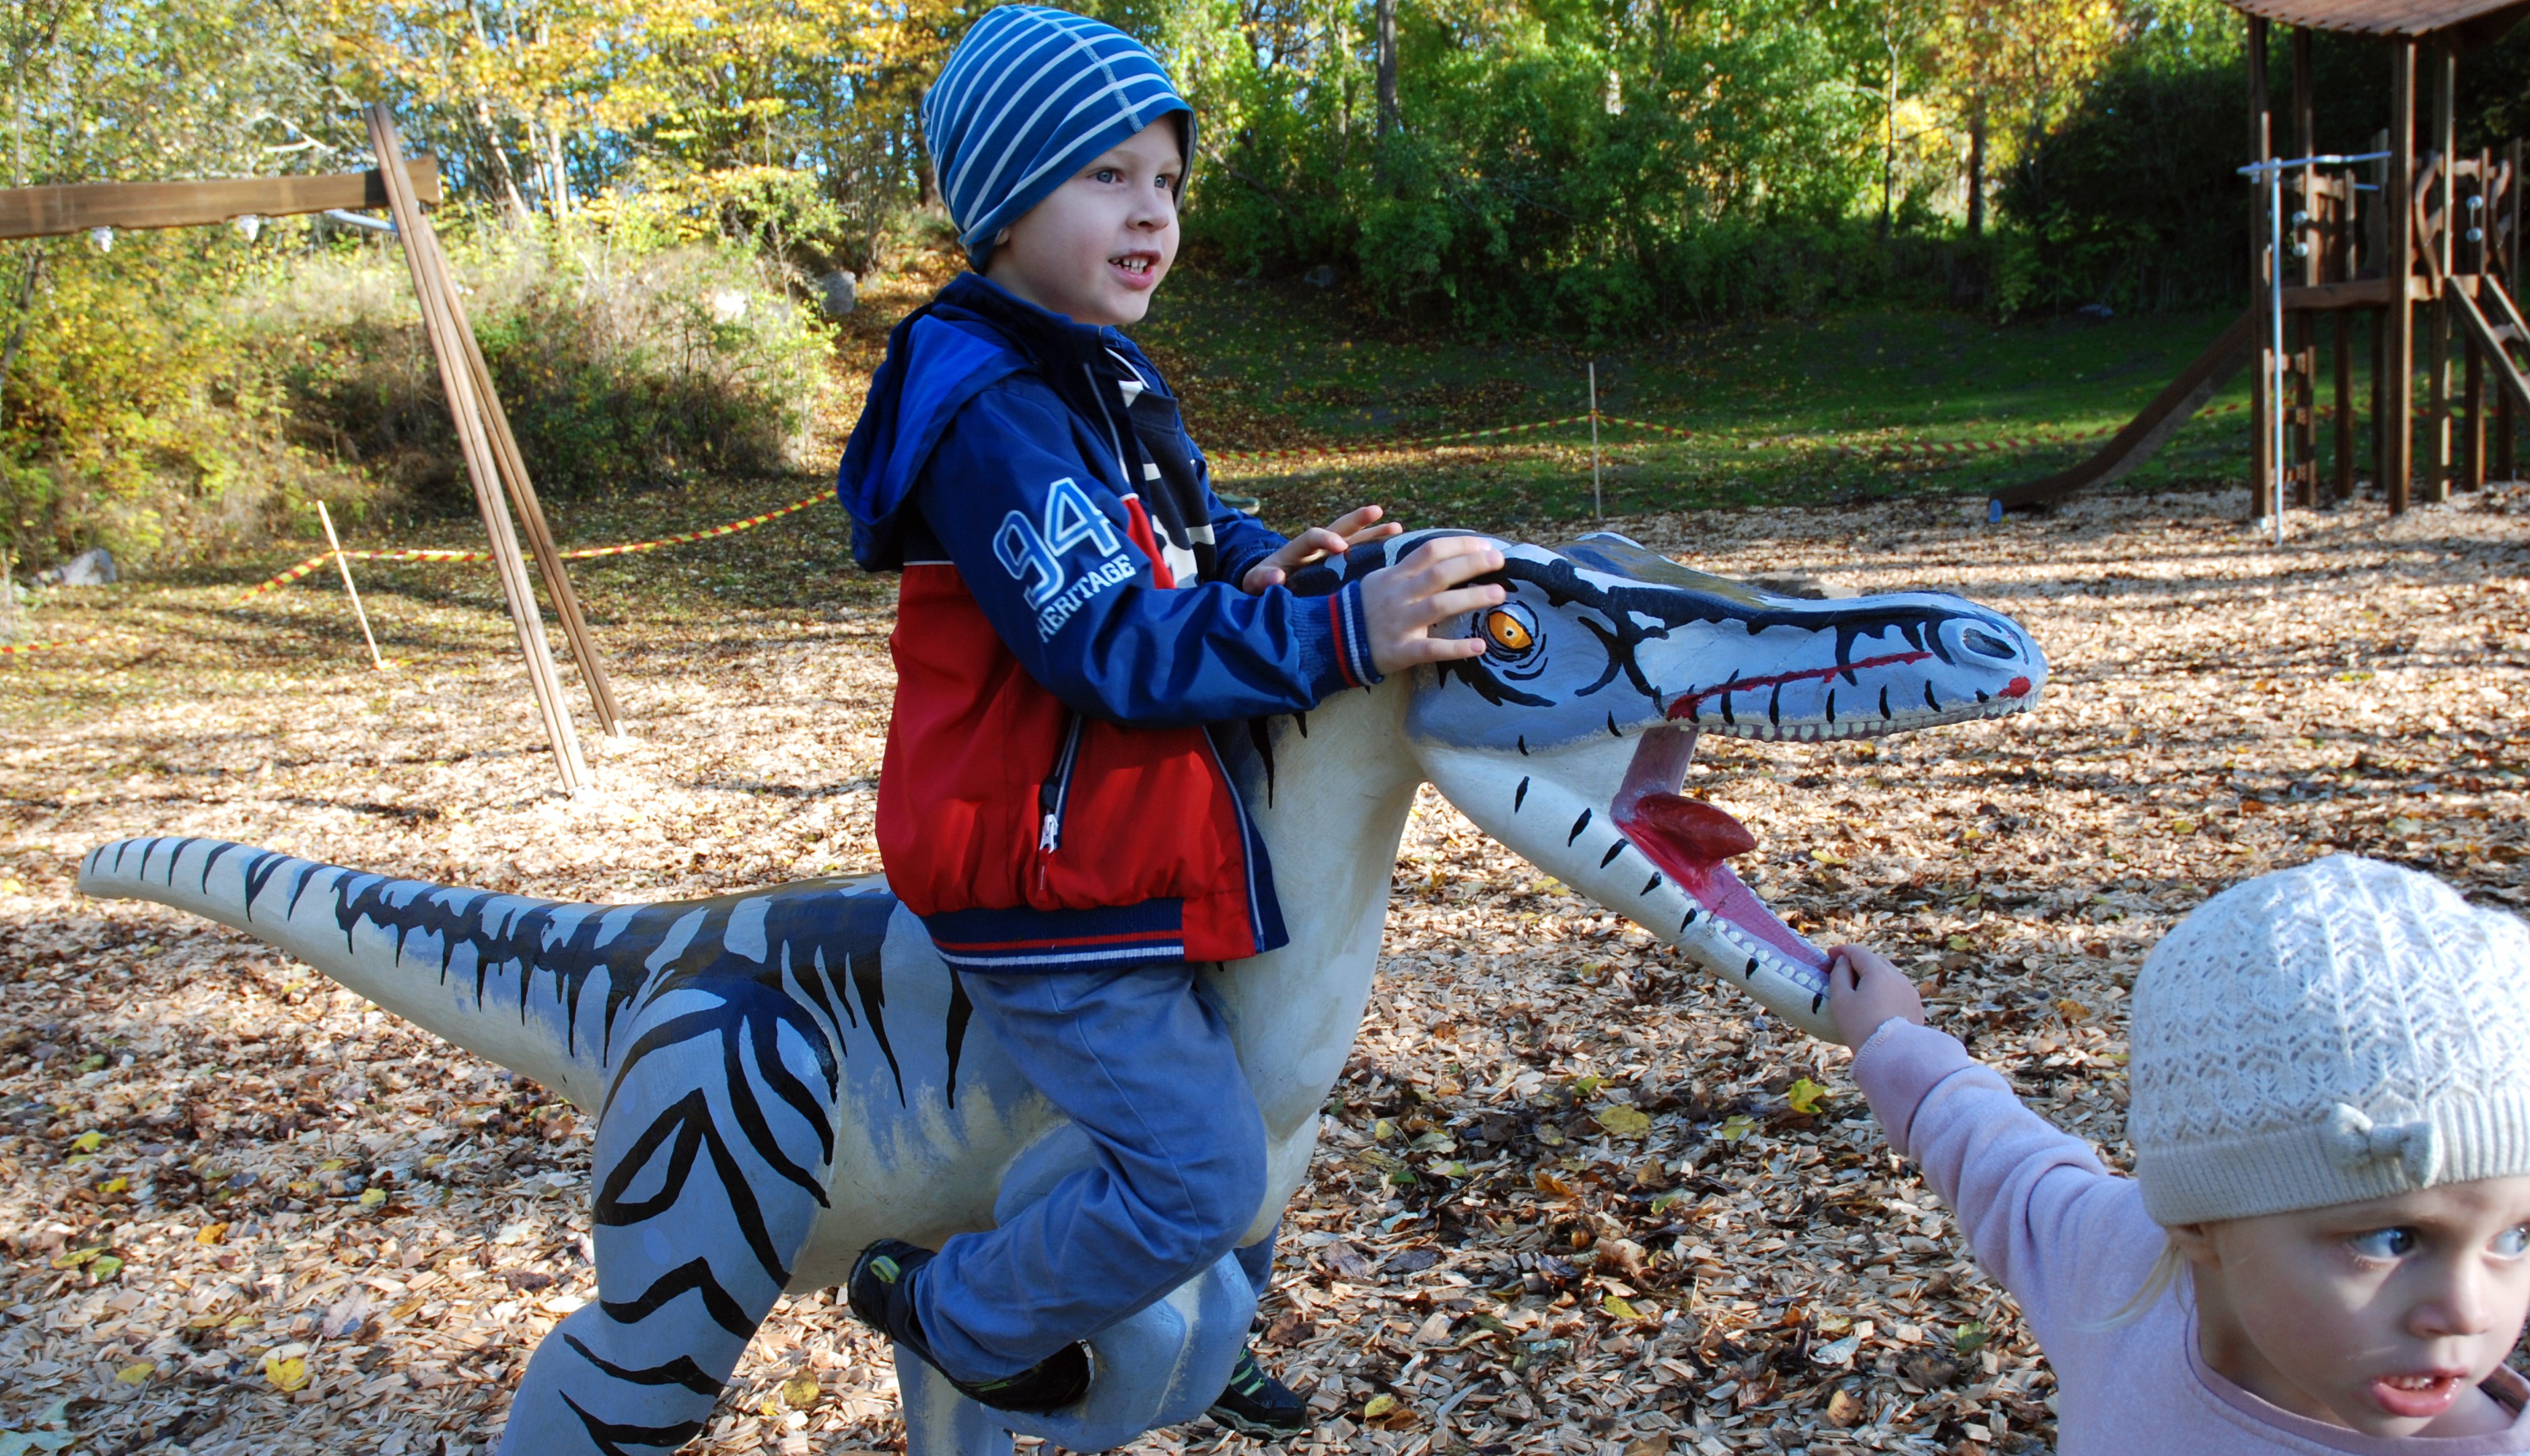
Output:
top-left (1611, 725), bottom-right (1829, 976)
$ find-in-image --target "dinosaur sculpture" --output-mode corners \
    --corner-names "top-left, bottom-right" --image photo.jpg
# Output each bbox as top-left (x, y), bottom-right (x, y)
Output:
top-left (79, 532), bottom-right (2045, 1456)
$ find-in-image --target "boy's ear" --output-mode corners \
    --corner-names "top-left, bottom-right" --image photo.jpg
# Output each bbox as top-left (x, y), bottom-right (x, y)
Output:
top-left (993, 227), bottom-right (1011, 246)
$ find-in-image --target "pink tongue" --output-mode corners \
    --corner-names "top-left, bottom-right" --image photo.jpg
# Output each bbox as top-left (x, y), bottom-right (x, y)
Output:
top-left (1619, 793), bottom-right (1757, 862)
top-left (1615, 793), bottom-right (1829, 973)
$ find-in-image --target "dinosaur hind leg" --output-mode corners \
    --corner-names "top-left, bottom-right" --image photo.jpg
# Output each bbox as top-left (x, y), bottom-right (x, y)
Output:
top-left (499, 982), bottom-right (838, 1455)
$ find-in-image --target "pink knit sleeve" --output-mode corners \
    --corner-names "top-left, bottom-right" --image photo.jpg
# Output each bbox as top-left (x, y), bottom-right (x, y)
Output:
top-left (1848, 1021), bottom-right (2165, 1337)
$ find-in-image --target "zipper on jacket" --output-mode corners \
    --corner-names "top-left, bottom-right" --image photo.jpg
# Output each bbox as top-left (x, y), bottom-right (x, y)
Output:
top-left (1037, 714), bottom-right (1086, 859)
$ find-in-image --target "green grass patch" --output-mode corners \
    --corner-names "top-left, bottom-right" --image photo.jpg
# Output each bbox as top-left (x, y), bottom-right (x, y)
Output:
top-left (1131, 273), bottom-right (2296, 533)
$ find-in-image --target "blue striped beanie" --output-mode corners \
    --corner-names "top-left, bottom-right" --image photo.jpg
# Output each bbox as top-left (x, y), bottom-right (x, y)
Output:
top-left (922, 5), bottom-right (1194, 267)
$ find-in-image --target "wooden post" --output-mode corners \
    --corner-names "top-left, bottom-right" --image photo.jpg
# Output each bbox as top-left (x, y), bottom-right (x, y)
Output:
top-left (2504, 139), bottom-right (2523, 481)
top-left (365, 107), bottom-right (590, 795)
top-left (2251, 16), bottom-right (2274, 519)
top-left (2503, 351), bottom-right (2521, 480)
top-left (316, 502), bottom-right (388, 673)
top-left (1588, 361), bottom-right (1603, 523)
top-left (2335, 312), bottom-right (2356, 501)
top-left (2428, 40), bottom-right (2457, 504)
top-left (2466, 328), bottom-right (2488, 488)
top-left (2466, 147), bottom-right (2489, 490)
top-left (2389, 40), bottom-right (2417, 514)
top-left (2294, 28), bottom-right (2319, 507)
top-left (2374, 131), bottom-right (2392, 498)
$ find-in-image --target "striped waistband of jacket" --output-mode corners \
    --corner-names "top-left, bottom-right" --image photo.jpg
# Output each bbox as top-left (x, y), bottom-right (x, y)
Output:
top-left (921, 899), bottom-right (1190, 974)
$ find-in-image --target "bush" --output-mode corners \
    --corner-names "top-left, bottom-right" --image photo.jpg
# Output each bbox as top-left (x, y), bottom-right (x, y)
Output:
top-left (266, 223), bottom-right (834, 510)
top-left (0, 215), bottom-right (834, 572)
top-left (1997, 7), bottom-right (2249, 314)
top-left (1185, 4), bottom-right (1969, 336)
top-left (0, 227), bottom-right (354, 571)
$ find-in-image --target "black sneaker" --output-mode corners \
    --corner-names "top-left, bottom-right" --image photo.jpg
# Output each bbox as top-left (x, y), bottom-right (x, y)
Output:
top-left (1206, 1346), bottom-right (1311, 1439)
top-left (847, 1239), bottom-right (1092, 1414)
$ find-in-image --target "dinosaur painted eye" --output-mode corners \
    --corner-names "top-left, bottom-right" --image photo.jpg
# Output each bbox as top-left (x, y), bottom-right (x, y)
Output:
top-left (1483, 605), bottom-right (1537, 656)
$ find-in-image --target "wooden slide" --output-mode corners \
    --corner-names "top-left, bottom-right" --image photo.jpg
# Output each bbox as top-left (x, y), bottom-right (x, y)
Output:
top-left (1987, 307), bottom-right (2261, 515)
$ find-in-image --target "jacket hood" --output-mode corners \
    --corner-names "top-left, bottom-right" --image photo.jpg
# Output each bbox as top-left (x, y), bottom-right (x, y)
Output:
top-left (837, 272), bottom-right (1159, 572)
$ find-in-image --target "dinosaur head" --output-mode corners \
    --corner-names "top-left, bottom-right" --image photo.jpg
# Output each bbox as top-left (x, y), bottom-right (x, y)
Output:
top-left (1291, 530), bottom-right (2046, 1036)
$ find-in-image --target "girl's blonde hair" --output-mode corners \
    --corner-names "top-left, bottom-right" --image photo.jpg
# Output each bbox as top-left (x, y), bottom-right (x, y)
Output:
top-left (2078, 1233), bottom-right (2189, 1332)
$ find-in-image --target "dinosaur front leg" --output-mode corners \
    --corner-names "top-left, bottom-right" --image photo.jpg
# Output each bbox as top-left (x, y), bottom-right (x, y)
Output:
top-left (501, 983), bottom-right (839, 1455)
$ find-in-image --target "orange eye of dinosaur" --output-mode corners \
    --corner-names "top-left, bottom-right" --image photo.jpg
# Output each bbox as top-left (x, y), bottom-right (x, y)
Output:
top-left (1485, 608), bottom-right (1534, 653)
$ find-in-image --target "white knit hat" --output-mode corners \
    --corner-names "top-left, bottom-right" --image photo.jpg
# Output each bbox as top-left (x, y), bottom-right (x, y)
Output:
top-left (2129, 855), bottom-right (2530, 1226)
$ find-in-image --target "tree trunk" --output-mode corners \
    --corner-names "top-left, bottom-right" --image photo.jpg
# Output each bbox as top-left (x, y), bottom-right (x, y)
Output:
top-left (1375, 0), bottom-right (1399, 143)
top-left (917, 151), bottom-right (944, 213)
top-left (0, 245), bottom-right (49, 432)
top-left (546, 113), bottom-right (571, 221)
top-left (1966, 88), bottom-right (1987, 239)
top-left (1879, 4), bottom-right (1897, 240)
top-left (475, 99), bottom-right (532, 224)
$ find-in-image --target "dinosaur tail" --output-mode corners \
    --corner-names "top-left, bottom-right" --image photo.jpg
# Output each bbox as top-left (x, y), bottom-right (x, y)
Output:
top-left (79, 836), bottom-right (618, 1109)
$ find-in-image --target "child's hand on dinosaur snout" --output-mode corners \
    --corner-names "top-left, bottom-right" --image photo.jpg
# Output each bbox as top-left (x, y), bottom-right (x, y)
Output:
top-left (1240, 505), bottom-right (1404, 593)
top-left (1360, 535), bottom-right (1504, 677)
top-left (1826, 943), bottom-right (1925, 1050)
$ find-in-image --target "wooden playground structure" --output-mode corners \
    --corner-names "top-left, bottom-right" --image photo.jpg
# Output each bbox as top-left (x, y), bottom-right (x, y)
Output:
top-left (1996, 0), bottom-right (2530, 517)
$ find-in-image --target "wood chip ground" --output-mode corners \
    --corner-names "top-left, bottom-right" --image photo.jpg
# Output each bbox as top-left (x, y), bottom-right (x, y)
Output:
top-left (1, 480), bottom-right (2525, 1456)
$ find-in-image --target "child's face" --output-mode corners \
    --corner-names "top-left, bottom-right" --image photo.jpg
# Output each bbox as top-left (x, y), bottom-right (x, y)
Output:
top-left (2180, 1175), bottom-right (2530, 1436)
top-left (982, 118), bottom-right (1181, 328)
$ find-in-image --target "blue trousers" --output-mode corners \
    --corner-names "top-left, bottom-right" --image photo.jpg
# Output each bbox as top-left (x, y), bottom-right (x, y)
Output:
top-left (915, 961), bottom-right (1275, 1382)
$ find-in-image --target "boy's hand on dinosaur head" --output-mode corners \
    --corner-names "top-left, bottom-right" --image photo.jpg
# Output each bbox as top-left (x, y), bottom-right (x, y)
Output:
top-left (1826, 943), bottom-right (1925, 1049)
top-left (1240, 505), bottom-right (1405, 593)
top-left (1362, 535), bottom-right (1505, 676)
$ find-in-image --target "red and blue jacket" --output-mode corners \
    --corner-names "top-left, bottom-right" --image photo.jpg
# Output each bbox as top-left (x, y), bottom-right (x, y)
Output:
top-left (837, 273), bottom-right (1381, 972)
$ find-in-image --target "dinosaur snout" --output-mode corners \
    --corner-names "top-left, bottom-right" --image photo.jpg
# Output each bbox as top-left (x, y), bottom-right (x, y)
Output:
top-left (1936, 612), bottom-right (2045, 704)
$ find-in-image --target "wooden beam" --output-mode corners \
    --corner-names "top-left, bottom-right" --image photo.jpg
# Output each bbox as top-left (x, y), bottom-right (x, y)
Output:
top-left (2282, 277), bottom-right (2429, 308)
top-left (0, 160), bottom-right (441, 242)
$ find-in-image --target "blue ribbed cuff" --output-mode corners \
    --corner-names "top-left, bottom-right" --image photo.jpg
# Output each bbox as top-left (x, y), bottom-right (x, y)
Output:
top-left (1296, 580), bottom-right (1382, 699)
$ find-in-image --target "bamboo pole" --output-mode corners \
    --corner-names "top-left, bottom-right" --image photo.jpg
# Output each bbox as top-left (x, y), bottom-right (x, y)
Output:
top-left (365, 105), bottom-right (589, 795)
top-left (416, 221), bottom-right (625, 737)
top-left (316, 501), bottom-right (388, 673)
